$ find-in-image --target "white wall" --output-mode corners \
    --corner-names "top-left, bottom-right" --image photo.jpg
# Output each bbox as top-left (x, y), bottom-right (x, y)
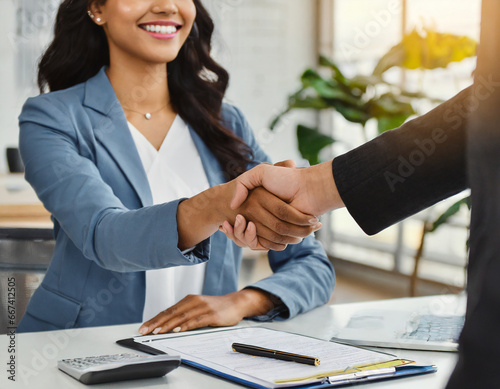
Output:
top-left (0, 0), bottom-right (59, 174)
top-left (0, 1), bottom-right (21, 174)
top-left (205, 0), bottom-right (317, 164)
top-left (0, 0), bottom-right (317, 173)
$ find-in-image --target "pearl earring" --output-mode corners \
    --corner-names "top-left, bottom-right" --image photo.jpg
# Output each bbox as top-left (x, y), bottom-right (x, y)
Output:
top-left (96, 17), bottom-right (101, 22)
top-left (87, 10), bottom-right (94, 18)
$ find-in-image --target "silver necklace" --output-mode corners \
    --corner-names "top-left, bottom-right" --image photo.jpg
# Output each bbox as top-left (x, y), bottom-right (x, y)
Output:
top-left (122, 104), bottom-right (168, 120)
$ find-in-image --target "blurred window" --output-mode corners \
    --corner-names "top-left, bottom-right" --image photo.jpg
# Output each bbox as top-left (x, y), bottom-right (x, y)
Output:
top-left (322, 0), bottom-right (480, 290)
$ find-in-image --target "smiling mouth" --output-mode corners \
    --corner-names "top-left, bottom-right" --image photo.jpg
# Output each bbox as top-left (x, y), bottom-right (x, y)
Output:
top-left (139, 24), bottom-right (181, 35)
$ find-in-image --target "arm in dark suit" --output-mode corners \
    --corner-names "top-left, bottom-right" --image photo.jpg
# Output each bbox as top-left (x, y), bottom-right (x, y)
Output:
top-left (333, 86), bottom-right (471, 235)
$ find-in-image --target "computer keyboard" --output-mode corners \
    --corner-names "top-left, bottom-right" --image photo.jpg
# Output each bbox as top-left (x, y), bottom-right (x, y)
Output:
top-left (402, 315), bottom-right (465, 343)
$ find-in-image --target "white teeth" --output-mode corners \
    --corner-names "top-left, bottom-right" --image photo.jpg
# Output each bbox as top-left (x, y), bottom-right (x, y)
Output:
top-left (144, 25), bottom-right (177, 34)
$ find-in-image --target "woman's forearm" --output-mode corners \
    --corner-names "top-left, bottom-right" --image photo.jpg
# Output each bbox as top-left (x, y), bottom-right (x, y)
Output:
top-left (176, 183), bottom-right (233, 250)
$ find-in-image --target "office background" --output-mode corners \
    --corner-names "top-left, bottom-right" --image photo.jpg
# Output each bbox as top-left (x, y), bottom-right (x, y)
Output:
top-left (0, 0), bottom-right (480, 308)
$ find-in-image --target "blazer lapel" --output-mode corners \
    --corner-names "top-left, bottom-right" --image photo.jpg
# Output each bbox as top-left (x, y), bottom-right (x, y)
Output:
top-left (83, 67), bottom-right (153, 207)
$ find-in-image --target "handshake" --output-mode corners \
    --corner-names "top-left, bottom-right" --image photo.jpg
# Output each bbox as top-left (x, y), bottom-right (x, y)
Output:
top-left (220, 160), bottom-right (344, 251)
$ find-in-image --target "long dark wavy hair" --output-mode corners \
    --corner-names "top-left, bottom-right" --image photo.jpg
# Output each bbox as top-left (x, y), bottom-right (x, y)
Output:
top-left (38, 0), bottom-right (253, 180)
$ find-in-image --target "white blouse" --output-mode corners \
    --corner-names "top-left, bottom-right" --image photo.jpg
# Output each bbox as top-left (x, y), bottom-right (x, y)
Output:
top-left (128, 116), bottom-right (210, 322)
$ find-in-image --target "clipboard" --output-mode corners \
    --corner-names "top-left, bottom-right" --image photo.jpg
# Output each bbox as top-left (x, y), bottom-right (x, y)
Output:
top-left (117, 327), bottom-right (436, 388)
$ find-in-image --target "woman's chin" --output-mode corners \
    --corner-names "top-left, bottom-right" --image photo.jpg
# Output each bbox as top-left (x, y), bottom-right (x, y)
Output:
top-left (139, 51), bottom-right (183, 66)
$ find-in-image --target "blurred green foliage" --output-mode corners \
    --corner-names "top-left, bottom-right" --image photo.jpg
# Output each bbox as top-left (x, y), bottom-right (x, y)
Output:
top-left (271, 29), bottom-right (477, 167)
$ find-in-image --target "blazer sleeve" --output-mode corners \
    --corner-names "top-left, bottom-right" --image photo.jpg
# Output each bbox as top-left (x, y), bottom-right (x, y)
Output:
top-left (18, 95), bottom-right (210, 273)
top-left (332, 86), bottom-right (470, 235)
top-left (223, 104), bottom-right (335, 320)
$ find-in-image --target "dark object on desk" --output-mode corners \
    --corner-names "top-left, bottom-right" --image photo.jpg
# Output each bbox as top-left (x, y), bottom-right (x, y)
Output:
top-left (232, 342), bottom-right (320, 366)
top-left (57, 353), bottom-right (181, 385)
top-left (116, 337), bottom-right (166, 355)
top-left (0, 227), bottom-right (53, 241)
top-left (0, 227), bottom-right (54, 334)
top-left (6, 147), bottom-right (24, 173)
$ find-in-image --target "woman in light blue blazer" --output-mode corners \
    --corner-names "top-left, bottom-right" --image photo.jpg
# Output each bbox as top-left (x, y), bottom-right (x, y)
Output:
top-left (17, 0), bottom-right (334, 334)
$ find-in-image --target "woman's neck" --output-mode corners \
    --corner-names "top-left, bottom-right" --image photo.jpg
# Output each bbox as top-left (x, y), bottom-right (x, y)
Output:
top-left (106, 60), bottom-right (170, 113)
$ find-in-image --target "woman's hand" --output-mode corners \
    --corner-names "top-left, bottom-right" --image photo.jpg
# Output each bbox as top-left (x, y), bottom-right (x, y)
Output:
top-left (220, 216), bottom-right (267, 251)
top-left (138, 289), bottom-right (275, 335)
top-left (220, 207), bottom-right (322, 251)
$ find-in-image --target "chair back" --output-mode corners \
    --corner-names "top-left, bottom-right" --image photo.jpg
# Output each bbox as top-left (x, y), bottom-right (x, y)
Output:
top-left (6, 148), bottom-right (24, 173)
top-left (0, 228), bottom-right (54, 333)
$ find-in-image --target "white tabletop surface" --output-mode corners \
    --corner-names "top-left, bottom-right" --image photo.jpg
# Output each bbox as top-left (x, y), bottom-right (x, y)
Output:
top-left (0, 295), bottom-right (459, 388)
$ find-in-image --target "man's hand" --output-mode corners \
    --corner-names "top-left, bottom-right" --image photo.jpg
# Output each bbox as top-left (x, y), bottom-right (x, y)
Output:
top-left (138, 289), bottom-right (275, 335)
top-left (231, 160), bottom-right (343, 217)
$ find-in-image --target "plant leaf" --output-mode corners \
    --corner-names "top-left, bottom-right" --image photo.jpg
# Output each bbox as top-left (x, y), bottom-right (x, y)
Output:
top-left (373, 43), bottom-right (406, 76)
top-left (376, 115), bottom-right (409, 134)
top-left (430, 196), bottom-right (471, 233)
top-left (269, 108), bottom-right (291, 131)
top-left (289, 94), bottom-right (331, 110)
top-left (301, 70), bottom-right (361, 105)
top-left (374, 28), bottom-right (477, 74)
top-left (297, 124), bottom-right (335, 166)
top-left (335, 104), bottom-right (371, 125)
top-left (347, 75), bottom-right (384, 93)
top-left (369, 93), bottom-right (415, 118)
top-left (319, 55), bottom-right (347, 83)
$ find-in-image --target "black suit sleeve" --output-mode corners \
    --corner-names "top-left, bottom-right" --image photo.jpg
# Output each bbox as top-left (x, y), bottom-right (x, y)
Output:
top-left (332, 87), bottom-right (471, 235)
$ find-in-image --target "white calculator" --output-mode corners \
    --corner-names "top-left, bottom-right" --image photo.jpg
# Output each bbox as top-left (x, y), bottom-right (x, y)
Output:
top-left (57, 353), bottom-right (181, 385)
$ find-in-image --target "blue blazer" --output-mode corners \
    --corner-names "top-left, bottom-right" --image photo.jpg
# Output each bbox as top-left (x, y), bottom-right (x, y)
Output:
top-left (17, 67), bottom-right (335, 332)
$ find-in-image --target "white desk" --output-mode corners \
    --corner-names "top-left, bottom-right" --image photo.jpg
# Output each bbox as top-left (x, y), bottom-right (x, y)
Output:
top-left (0, 296), bottom-right (459, 388)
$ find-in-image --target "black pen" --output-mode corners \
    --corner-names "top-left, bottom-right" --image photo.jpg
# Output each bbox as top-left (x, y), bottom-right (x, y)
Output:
top-left (231, 343), bottom-right (320, 366)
